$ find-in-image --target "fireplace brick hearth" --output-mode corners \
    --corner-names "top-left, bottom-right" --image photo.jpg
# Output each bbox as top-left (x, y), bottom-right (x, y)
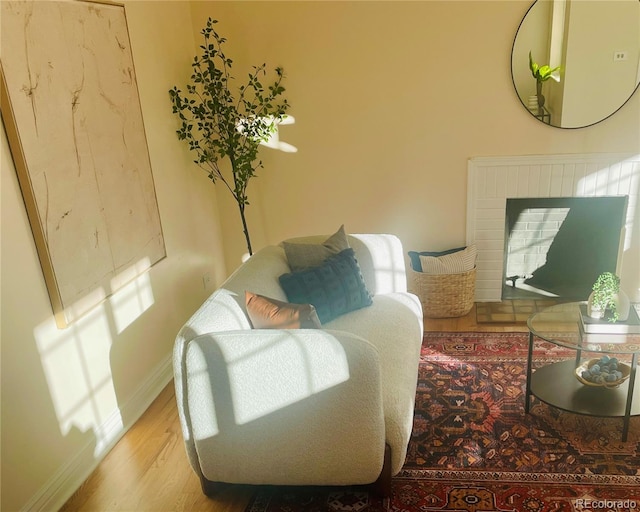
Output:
top-left (467, 153), bottom-right (640, 302)
top-left (505, 205), bottom-right (569, 284)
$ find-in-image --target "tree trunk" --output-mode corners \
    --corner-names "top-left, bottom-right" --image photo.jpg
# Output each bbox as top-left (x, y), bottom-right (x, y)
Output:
top-left (237, 202), bottom-right (253, 256)
top-left (229, 157), bottom-right (253, 257)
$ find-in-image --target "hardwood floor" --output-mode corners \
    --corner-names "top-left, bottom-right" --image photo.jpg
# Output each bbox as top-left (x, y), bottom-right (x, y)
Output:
top-left (60, 304), bottom-right (527, 512)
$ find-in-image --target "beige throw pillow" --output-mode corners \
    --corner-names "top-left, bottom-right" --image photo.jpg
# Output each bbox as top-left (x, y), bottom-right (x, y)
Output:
top-left (282, 224), bottom-right (350, 272)
top-left (419, 244), bottom-right (477, 274)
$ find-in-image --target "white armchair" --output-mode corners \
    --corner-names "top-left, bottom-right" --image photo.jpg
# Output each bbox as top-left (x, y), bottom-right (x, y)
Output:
top-left (173, 233), bottom-right (423, 496)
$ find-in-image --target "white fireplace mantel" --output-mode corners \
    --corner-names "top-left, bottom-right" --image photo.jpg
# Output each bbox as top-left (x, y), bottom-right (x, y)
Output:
top-left (467, 153), bottom-right (640, 302)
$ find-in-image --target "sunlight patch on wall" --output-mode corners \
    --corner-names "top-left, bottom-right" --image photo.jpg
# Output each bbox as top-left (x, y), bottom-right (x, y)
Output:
top-left (34, 257), bottom-right (157, 455)
top-left (363, 236), bottom-right (406, 293)
top-left (64, 287), bottom-right (107, 326)
top-left (109, 258), bottom-right (155, 334)
top-left (259, 115), bottom-right (297, 153)
top-left (576, 155), bottom-right (639, 252)
top-left (34, 303), bottom-right (122, 455)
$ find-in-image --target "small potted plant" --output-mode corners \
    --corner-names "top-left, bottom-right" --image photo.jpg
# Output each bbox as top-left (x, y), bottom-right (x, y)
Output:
top-left (587, 272), bottom-right (630, 322)
top-left (528, 51), bottom-right (560, 113)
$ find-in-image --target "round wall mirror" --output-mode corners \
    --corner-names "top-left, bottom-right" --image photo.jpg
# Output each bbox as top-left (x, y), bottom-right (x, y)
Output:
top-left (511, 0), bottom-right (640, 129)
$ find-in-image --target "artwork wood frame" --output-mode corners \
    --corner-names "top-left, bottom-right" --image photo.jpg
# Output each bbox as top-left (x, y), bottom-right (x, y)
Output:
top-left (1, 0), bottom-right (165, 327)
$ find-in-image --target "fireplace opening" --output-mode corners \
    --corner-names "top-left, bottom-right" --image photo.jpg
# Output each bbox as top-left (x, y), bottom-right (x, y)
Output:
top-left (503, 196), bottom-right (628, 300)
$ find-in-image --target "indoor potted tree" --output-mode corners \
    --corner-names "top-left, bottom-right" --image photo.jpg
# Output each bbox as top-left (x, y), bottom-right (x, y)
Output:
top-left (169, 18), bottom-right (290, 256)
top-left (587, 271), bottom-right (630, 322)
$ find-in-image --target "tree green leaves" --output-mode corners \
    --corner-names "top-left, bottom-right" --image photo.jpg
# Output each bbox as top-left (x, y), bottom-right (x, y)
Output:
top-left (169, 17), bottom-right (290, 255)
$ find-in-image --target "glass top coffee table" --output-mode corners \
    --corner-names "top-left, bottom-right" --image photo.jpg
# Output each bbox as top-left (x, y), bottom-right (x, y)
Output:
top-left (526, 302), bottom-right (640, 441)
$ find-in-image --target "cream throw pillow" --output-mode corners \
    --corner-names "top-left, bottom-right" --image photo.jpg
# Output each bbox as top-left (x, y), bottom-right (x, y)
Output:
top-left (419, 244), bottom-right (477, 274)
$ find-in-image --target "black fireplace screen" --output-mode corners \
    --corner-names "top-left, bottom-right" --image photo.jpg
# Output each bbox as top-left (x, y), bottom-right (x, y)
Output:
top-left (504, 196), bottom-right (628, 299)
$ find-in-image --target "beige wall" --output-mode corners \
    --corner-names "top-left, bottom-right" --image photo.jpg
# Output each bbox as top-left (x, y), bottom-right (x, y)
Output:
top-left (512, 0), bottom-right (552, 104)
top-left (561, 0), bottom-right (640, 127)
top-left (2, 1), bottom-right (640, 510)
top-left (189, 1), bottom-right (640, 274)
top-left (1, 2), bottom-right (226, 510)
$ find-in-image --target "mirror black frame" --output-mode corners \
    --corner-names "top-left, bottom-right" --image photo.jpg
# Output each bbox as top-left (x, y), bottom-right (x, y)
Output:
top-left (511, 0), bottom-right (640, 129)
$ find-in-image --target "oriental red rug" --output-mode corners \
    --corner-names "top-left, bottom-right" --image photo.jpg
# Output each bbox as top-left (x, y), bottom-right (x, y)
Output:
top-left (245, 332), bottom-right (640, 512)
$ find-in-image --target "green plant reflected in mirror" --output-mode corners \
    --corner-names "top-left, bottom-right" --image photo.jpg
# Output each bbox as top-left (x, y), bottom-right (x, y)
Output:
top-left (511, 0), bottom-right (640, 128)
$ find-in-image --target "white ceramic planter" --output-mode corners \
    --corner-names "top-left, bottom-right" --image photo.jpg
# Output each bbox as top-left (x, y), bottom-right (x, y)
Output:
top-left (614, 289), bottom-right (631, 321)
top-left (587, 289), bottom-right (631, 321)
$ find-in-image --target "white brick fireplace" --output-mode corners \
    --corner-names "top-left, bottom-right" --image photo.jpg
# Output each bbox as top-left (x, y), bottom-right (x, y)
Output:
top-left (504, 203), bottom-right (570, 284)
top-left (466, 153), bottom-right (640, 302)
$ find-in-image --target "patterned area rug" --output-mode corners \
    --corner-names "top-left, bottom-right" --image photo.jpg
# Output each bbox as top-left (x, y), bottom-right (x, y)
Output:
top-left (245, 332), bottom-right (640, 512)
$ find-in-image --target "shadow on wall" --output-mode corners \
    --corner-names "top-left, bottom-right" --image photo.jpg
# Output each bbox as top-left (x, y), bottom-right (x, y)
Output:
top-left (505, 197), bottom-right (628, 299)
top-left (33, 259), bottom-right (157, 460)
top-left (1, 259), bottom-right (159, 511)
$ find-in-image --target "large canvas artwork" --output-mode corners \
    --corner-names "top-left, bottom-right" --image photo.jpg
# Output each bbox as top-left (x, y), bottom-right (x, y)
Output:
top-left (1, 0), bottom-right (166, 327)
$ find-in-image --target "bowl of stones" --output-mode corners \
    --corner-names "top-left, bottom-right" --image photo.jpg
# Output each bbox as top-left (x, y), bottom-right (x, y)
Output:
top-left (576, 356), bottom-right (631, 389)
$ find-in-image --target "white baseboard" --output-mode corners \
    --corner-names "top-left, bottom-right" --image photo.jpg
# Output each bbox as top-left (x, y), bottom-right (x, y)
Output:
top-left (23, 355), bottom-right (173, 512)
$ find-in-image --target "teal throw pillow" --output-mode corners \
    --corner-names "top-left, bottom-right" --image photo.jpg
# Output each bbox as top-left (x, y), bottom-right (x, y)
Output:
top-left (279, 248), bottom-right (372, 324)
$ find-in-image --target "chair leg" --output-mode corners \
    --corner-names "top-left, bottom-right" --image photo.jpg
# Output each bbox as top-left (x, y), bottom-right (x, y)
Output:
top-left (199, 474), bottom-right (224, 497)
top-left (371, 444), bottom-right (392, 498)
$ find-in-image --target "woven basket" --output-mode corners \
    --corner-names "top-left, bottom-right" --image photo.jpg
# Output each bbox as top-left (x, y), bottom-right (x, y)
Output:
top-left (409, 266), bottom-right (476, 318)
